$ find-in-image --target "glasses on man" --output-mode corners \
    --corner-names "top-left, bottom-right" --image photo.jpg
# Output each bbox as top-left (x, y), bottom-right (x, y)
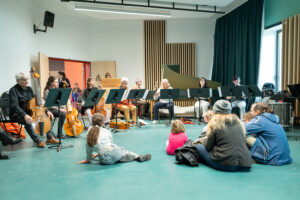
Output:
top-left (20, 78), bottom-right (29, 82)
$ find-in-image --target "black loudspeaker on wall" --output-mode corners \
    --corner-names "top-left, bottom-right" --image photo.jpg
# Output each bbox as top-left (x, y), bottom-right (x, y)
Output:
top-left (43, 11), bottom-right (55, 28)
top-left (33, 11), bottom-right (55, 34)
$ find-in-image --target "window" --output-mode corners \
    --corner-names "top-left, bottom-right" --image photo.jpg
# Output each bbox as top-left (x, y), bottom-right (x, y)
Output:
top-left (258, 25), bottom-right (282, 92)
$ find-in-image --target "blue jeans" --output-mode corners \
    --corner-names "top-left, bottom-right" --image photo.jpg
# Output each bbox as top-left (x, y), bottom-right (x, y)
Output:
top-left (154, 102), bottom-right (174, 120)
top-left (195, 144), bottom-right (250, 172)
top-left (98, 144), bottom-right (139, 165)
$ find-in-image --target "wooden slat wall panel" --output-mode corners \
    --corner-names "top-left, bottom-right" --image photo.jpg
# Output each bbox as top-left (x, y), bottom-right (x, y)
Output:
top-left (144, 20), bottom-right (165, 90)
top-left (144, 20), bottom-right (196, 107)
top-left (282, 14), bottom-right (300, 117)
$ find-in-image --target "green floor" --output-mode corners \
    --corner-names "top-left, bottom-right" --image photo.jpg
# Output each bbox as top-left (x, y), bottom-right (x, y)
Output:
top-left (1, 121), bottom-right (300, 200)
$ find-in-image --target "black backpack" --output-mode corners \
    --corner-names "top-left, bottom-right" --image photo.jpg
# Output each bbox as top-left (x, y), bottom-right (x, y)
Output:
top-left (175, 140), bottom-right (200, 167)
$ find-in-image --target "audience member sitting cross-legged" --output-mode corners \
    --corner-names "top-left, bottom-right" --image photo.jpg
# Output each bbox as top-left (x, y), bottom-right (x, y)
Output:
top-left (245, 102), bottom-right (292, 166)
top-left (194, 100), bottom-right (252, 172)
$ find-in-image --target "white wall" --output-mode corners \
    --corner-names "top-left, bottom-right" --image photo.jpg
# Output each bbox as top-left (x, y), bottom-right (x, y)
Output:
top-left (90, 20), bottom-right (144, 89)
top-left (0, 0), bottom-right (216, 93)
top-left (0, 0), bottom-right (35, 93)
top-left (32, 5), bottom-right (92, 62)
top-left (0, 0), bottom-right (93, 93)
top-left (166, 18), bottom-right (216, 79)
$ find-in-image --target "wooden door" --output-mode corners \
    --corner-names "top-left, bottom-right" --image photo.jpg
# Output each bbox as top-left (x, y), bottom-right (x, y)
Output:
top-left (38, 52), bottom-right (49, 98)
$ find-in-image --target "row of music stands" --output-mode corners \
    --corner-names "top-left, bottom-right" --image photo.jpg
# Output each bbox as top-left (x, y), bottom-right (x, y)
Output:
top-left (43, 85), bottom-right (262, 152)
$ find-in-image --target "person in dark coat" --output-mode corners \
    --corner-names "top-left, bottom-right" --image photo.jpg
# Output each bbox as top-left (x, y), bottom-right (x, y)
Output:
top-left (245, 102), bottom-right (292, 166)
top-left (195, 100), bottom-right (252, 171)
top-left (58, 71), bottom-right (71, 88)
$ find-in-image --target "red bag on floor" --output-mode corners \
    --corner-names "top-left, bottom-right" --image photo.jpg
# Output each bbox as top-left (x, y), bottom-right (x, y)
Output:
top-left (180, 117), bottom-right (194, 124)
top-left (0, 123), bottom-right (26, 139)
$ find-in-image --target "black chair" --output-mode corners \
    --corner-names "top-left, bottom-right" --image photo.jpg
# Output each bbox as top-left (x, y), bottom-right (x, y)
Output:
top-left (0, 92), bottom-right (23, 138)
top-left (262, 83), bottom-right (275, 98)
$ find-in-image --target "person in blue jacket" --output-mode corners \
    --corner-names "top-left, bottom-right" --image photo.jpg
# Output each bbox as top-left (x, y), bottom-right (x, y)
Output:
top-left (245, 102), bottom-right (292, 166)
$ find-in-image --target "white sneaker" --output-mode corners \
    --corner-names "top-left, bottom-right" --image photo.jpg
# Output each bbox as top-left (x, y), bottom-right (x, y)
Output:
top-left (152, 120), bottom-right (157, 124)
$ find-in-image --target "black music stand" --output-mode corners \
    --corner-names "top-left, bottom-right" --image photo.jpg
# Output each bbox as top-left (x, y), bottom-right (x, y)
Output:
top-left (288, 84), bottom-right (300, 98)
top-left (189, 88), bottom-right (212, 121)
top-left (127, 89), bottom-right (146, 128)
top-left (160, 89), bottom-right (180, 125)
top-left (81, 89), bottom-right (106, 128)
top-left (83, 89), bottom-right (106, 112)
top-left (218, 86), bottom-right (244, 101)
top-left (145, 90), bottom-right (156, 100)
top-left (248, 85), bottom-right (262, 97)
top-left (45, 88), bottom-right (72, 152)
top-left (105, 89), bottom-right (126, 133)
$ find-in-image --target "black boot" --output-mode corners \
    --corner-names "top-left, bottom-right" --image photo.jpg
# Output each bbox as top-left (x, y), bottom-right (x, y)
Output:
top-left (0, 131), bottom-right (23, 146)
top-left (0, 151), bottom-right (9, 159)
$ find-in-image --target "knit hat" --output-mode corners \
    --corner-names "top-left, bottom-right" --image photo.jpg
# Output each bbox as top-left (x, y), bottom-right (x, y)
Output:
top-left (213, 100), bottom-right (232, 114)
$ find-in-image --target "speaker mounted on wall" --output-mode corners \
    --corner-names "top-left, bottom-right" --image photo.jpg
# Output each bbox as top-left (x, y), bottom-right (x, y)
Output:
top-left (33, 11), bottom-right (55, 34)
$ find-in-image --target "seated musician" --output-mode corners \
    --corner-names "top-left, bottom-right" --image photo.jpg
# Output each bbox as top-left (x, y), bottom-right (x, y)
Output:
top-left (58, 71), bottom-right (71, 88)
top-left (9, 73), bottom-right (58, 148)
top-left (152, 79), bottom-right (174, 124)
top-left (194, 77), bottom-right (210, 122)
top-left (117, 77), bottom-right (137, 125)
top-left (80, 77), bottom-right (111, 124)
top-left (226, 76), bottom-right (246, 121)
top-left (44, 76), bottom-right (68, 139)
top-left (132, 78), bottom-right (150, 118)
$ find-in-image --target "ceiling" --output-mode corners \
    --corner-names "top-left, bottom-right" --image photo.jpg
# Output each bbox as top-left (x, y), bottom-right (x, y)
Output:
top-left (34, 0), bottom-right (248, 21)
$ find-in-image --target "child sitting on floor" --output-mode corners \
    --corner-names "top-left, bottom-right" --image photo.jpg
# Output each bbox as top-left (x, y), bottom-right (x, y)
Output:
top-left (192, 110), bottom-right (215, 146)
top-left (78, 113), bottom-right (151, 165)
top-left (202, 110), bottom-right (215, 132)
top-left (166, 120), bottom-right (188, 155)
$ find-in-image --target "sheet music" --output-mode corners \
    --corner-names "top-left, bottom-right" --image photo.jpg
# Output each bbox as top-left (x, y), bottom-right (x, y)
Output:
top-left (122, 89), bottom-right (130, 101)
top-left (105, 90), bottom-right (112, 104)
top-left (218, 87), bottom-right (222, 97)
top-left (142, 90), bottom-right (149, 100)
top-left (209, 88), bottom-right (213, 98)
top-left (187, 89), bottom-right (191, 98)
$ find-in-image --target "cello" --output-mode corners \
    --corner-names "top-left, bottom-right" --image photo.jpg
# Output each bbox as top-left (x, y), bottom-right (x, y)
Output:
top-left (64, 101), bottom-right (84, 137)
top-left (27, 67), bottom-right (51, 135)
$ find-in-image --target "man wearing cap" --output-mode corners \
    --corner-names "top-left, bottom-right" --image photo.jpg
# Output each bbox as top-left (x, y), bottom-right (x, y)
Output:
top-left (117, 77), bottom-right (137, 125)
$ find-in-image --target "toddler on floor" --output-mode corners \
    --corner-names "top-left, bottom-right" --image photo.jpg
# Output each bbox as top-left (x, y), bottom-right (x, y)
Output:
top-left (166, 120), bottom-right (188, 155)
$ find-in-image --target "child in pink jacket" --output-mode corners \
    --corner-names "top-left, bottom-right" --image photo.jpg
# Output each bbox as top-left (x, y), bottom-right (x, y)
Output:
top-left (166, 120), bottom-right (189, 155)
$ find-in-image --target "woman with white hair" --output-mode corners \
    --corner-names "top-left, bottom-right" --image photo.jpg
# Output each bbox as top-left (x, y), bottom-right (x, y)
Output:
top-left (152, 79), bottom-right (174, 124)
top-left (117, 77), bottom-right (137, 125)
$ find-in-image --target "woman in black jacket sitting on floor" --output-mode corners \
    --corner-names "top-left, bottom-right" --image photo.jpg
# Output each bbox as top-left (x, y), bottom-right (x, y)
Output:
top-left (194, 100), bottom-right (252, 172)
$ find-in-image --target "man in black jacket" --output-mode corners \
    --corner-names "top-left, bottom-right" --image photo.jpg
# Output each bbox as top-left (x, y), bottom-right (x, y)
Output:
top-left (9, 72), bottom-right (58, 148)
